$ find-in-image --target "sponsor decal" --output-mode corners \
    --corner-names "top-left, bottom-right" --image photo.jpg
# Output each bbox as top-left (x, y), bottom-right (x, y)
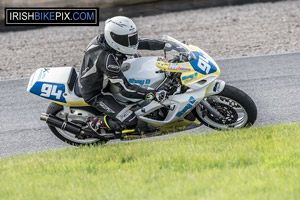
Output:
top-left (98, 101), bottom-right (115, 114)
top-left (116, 108), bottom-right (133, 122)
top-left (176, 96), bottom-right (196, 117)
top-left (168, 63), bottom-right (191, 71)
top-left (110, 20), bottom-right (127, 27)
top-left (181, 63), bottom-right (189, 68)
top-left (37, 68), bottom-right (50, 80)
top-left (129, 79), bottom-right (151, 85)
top-left (107, 64), bottom-right (121, 73)
top-left (182, 72), bottom-right (198, 83)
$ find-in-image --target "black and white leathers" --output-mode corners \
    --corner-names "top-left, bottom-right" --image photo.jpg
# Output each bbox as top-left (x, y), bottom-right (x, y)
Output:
top-left (79, 34), bottom-right (165, 130)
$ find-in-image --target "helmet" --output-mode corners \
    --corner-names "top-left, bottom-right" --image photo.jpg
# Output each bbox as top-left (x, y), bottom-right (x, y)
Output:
top-left (104, 16), bottom-right (138, 55)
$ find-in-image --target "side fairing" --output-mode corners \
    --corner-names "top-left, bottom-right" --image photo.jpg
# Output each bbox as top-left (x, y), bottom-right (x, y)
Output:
top-left (27, 67), bottom-right (88, 106)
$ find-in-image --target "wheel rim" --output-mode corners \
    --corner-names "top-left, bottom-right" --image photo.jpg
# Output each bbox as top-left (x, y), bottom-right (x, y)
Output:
top-left (196, 95), bottom-right (248, 129)
top-left (55, 109), bottom-right (100, 144)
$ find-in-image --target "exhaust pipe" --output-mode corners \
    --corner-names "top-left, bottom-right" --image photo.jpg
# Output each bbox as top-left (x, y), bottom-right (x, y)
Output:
top-left (40, 113), bottom-right (82, 135)
top-left (40, 113), bottom-right (115, 140)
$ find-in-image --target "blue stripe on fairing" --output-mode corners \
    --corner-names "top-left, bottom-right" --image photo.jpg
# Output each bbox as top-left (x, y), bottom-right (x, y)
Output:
top-left (30, 81), bottom-right (66, 103)
top-left (189, 51), bottom-right (217, 75)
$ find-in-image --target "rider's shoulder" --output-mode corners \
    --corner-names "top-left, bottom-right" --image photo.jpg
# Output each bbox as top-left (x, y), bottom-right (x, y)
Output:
top-left (85, 35), bottom-right (106, 52)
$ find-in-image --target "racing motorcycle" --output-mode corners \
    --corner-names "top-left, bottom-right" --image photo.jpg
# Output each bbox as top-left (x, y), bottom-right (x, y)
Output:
top-left (27, 35), bottom-right (257, 145)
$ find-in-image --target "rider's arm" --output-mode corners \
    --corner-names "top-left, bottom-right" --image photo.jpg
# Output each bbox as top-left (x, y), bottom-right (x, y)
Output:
top-left (138, 38), bottom-right (165, 50)
top-left (104, 53), bottom-right (155, 99)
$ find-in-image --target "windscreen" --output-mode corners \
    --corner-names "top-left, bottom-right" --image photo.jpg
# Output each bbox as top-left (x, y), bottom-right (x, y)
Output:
top-left (161, 35), bottom-right (196, 60)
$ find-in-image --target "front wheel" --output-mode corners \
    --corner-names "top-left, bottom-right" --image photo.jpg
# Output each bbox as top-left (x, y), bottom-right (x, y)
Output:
top-left (193, 85), bottom-right (257, 130)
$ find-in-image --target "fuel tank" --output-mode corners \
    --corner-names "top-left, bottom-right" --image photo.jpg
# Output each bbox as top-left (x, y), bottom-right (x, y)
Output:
top-left (110, 57), bottom-right (165, 102)
top-left (123, 56), bottom-right (165, 89)
top-left (110, 57), bottom-right (165, 100)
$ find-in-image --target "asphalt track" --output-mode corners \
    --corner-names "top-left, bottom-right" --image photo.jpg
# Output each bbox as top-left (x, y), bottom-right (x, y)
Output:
top-left (1, 52), bottom-right (300, 157)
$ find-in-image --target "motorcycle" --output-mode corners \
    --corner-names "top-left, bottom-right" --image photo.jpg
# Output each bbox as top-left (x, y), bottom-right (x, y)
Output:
top-left (27, 35), bottom-right (257, 145)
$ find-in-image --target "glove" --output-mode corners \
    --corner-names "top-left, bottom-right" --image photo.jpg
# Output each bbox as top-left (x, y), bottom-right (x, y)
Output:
top-left (145, 92), bottom-right (155, 102)
top-left (155, 90), bottom-right (167, 103)
top-left (145, 90), bottom-right (167, 103)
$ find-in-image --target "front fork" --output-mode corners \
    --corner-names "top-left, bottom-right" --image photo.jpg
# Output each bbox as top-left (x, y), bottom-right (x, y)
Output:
top-left (200, 80), bottom-right (226, 118)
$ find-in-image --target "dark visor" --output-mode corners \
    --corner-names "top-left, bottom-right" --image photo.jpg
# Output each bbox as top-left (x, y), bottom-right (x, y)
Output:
top-left (110, 32), bottom-right (138, 47)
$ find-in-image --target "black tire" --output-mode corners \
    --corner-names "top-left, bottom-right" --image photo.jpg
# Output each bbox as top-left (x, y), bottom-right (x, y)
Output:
top-left (193, 84), bottom-right (257, 130)
top-left (46, 102), bottom-right (105, 146)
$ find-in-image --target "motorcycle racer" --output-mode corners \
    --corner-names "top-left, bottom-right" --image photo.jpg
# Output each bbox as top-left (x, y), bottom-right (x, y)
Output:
top-left (79, 16), bottom-right (167, 133)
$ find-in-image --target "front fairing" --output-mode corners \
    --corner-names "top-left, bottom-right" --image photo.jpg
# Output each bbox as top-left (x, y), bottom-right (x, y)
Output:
top-left (156, 43), bottom-right (220, 86)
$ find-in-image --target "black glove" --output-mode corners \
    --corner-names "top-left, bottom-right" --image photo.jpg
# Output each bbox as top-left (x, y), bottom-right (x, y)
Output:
top-left (145, 92), bottom-right (155, 102)
top-left (145, 90), bottom-right (167, 103)
top-left (155, 90), bottom-right (167, 103)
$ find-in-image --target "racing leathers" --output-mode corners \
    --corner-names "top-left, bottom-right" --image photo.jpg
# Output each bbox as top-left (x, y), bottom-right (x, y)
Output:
top-left (79, 34), bottom-right (165, 131)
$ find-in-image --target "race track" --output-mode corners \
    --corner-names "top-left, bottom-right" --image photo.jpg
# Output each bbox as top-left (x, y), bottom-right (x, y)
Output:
top-left (1, 52), bottom-right (300, 157)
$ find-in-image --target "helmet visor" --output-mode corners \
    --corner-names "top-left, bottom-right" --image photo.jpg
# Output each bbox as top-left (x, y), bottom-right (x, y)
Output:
top-left (110, 32), bottom-right (138, 47)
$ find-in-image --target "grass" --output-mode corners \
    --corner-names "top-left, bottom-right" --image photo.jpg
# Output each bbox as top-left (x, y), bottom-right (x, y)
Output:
top-left (1, 123), bottom-right (300, 200)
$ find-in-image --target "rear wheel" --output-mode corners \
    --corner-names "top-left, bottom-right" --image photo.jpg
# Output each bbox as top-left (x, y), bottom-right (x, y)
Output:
top-left (46, 102), bottom-right (104, 146)
top-left (193, 85), bottom-right (257, 130)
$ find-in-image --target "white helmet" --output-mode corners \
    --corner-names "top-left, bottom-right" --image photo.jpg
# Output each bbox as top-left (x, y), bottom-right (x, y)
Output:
top-left (104, 16), bottom-right (138, 55)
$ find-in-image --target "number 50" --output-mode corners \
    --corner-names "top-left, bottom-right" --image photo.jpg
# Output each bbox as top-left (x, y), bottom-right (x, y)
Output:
top-left (40, 83), bottom-right (62, 99)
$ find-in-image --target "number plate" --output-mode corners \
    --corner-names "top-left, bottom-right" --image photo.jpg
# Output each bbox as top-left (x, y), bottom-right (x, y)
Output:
top-left (30, 82), bottom-right (66, 103)
top-left (189, 51), bottom-right (217, 75)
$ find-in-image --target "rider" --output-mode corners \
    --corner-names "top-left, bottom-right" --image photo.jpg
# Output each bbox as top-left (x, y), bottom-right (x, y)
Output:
top-left (79, 16), bottom-right (167, 134)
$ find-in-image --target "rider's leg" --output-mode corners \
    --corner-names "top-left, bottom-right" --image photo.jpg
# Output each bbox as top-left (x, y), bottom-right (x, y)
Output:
top-left (86, 93), bottom-right (138, 132)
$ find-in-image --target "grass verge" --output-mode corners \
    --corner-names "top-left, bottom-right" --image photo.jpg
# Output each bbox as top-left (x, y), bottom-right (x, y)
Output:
top-left (1, 123), bottom-right (300, 200)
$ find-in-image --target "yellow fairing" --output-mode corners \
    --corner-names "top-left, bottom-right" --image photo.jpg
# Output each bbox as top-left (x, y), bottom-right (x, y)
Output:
top-left (156, 61), bottom-right (193, 73)
top-left (180, 69), bottom-right (220, 85)
top-left (50, 100), bottom-right (89, 107)
top-left (156, 46), bottom-right (220, 86)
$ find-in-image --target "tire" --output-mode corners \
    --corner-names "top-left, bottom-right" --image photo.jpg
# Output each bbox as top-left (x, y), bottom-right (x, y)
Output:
top-left (193, 84), bottom-right (257, 130)
top-left (46, 102), bottom-right (105, 146)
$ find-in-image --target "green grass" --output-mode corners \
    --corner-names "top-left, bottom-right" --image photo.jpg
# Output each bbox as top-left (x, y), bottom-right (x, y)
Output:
top-left (1, 123), bottom-right (300, 200)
